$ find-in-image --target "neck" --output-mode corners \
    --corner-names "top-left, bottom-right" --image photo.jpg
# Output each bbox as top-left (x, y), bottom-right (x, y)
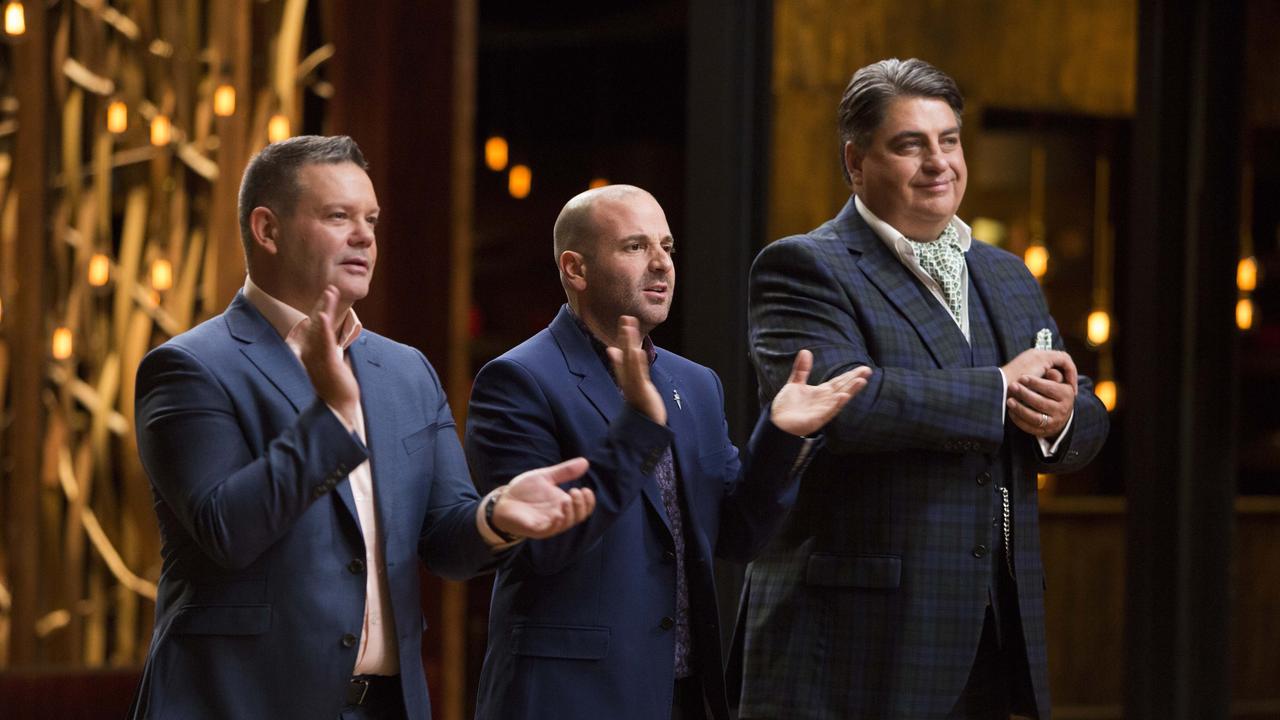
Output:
top-left (569, 300), bottom-right (646, 348)
top-left (251, 273), bottom-right (353, 322)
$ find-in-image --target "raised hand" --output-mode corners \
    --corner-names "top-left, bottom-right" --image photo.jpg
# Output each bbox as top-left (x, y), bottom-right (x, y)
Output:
top-left (1000, 348), bottom-right (1078, 391)
top-left (769, 350), bottom-right (872, 437)
top-left (606, 315), bottom-right (666, 425)
top-left (492, 457), bottom-right (596, 539)
top-left (298, 285), bottom-right (360, 426)
top-left (1007, 364), bottom-right (1076, 438)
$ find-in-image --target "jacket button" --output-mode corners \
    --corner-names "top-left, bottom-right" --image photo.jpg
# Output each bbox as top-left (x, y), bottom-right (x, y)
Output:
top-left (348, 559), bottom-right (365, 574)
top-left (660, 616), bottom-right (675, 630)
top-left (977, 472), bottom-right (991, 486)
top-left (341, 633), bottom-right (357, 648)
top-left (972, 545), bottom-right (988, 558)
top-left (662, 550), bottom-right (676, 563)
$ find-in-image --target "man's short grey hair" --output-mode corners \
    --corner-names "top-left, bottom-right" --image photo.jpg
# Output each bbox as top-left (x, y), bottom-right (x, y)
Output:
top-left (237, 135), bottom-right (368, 261)
top-left (837, 58), bottom-right (965, 184)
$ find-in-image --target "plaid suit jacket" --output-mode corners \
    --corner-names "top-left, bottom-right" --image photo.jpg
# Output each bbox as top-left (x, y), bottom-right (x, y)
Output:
top-left (736, 199), bottom-right (1109, 720)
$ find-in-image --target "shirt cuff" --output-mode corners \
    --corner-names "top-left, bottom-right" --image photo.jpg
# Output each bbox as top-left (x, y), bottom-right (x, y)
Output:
top-left (474, 488), bottom-right (525, 550)
top-left (1038, 409), bottom-right (1075, 457)
top-left (997, 367), bottom-right (1008, 424)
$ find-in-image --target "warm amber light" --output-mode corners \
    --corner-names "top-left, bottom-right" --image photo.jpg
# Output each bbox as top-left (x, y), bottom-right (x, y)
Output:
top-left (150, 258), bottom-right (174, 291)
top-left (508, 164), bottom-right (532, 199)
top-left (52, 327), bottom-right (73, 360)
top-left (1086, 310), bottom-right (1111, 346)
top-left (484, 136), bottom-right (509, 172)
top-left (1024, 245), bottom-right (1049, 279)
top-left (213, 84), bottom-right (236, 117)
top-left (87, 253), bottom-right (111, 287)
top-left (4, 1), bottom-right (25, 35)
top-left (588, 178), bottom-right (609, 189)
top-left (1095, 380), bottom-right (1118, 412)
top-left (268, 114), bottom-right (291, 143)
top-left (0, 295), bottom-right (4, 324)
top-left (1238, 256), bottom-right (1258, 292)
top-left (1036, 474), bottom-right (1050, 490)
top-left (107, 101), bottom-right (128, 134)
top-left (150, 115), bottom-right (171, 146)
top-left (1237, 298), bottom-right (1254, 330)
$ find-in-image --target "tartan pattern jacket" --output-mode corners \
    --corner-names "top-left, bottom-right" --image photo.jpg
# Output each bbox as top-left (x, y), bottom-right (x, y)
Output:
top-left (735, 199), bottom-right (1109, 720)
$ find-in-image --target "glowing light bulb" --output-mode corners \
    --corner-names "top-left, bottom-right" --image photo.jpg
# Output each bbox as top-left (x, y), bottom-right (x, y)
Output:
top-left (268, 114), bottom-right (291, 142)
top-left (150, 115), bottom-right (171, 146)
top-left (150, 258), bottom-right (173, 291)
top-left (1087, 310), bottom-right (1111, 346)
top-left (87, 253), bottom-right (110, 286)
top-left (484, 136), bottom-right (508, 172)
top-left (1095, 380), bottom-right (1117, 412)
top-left (1237, 298), bottom-right (1254, 330)
top-left (107, 101), bottom-right (128, 134)
top-left (52, 327), bottom-right (73, 360)
top-left (213, 84), bottom-right (236, 117)
top-left (1238, 256), bottom-right (1257, 292)
top-left (588, 178), bottom-right (609, 189)
top-left (1024, 245), bottom-right (1049, 279)
top-left (4, 2), bottom-right (25, 36)
top-left (508, 165), bottom-right (531, 199)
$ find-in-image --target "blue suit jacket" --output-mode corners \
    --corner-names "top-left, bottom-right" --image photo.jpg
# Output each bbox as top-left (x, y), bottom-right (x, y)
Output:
top-left (129, 292), bottom-right (496, 719)
top-left (737, 200), bottom-right (1109, 719)
top-left (466, 306), bottom-right (815, 720)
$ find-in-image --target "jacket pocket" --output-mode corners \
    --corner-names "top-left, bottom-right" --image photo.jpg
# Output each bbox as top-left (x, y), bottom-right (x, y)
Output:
top-left (402, 425), bottom-right (434, 455)
top-left (169, 603), bottom-right (272, 635)
top-left (804, 552), bottom-right (901, 589)
top-left (508, 624), bottom-right (610, 660)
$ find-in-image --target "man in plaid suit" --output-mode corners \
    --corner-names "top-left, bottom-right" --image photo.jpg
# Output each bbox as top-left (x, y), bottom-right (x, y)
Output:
top-left (736, 59), bottom-right (1109, 719)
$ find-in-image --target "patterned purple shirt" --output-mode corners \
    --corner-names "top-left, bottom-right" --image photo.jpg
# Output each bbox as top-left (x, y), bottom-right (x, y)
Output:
top-left (569, 311), bottom-right (695, 678)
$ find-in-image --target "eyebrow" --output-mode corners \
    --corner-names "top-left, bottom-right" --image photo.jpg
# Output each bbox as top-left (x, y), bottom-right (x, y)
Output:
top-left (888, 127), bottom-right (961, 144)
top-left (615, 234), bottom-right (674, 244)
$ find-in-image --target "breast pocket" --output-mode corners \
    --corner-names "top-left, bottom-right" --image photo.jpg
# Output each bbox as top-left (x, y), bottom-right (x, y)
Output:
top-left (402, 425), bottom-right (434, 456)
top-left (169, 604), bottom-right (272, 635)
top-left (509, 624), bottom-right (610, 660)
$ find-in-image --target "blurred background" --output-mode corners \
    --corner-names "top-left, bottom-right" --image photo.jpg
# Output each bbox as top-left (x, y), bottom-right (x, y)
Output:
top-left (0, 0), bottom-right (1275, 717)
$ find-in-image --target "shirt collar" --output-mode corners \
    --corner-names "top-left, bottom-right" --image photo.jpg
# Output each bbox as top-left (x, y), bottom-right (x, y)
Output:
top-left (243, 276), bottom-right (363, 353)
top-left (853, 195), bottom-right (972, 259)
top-left (567, 305), bottom-right (657, 375)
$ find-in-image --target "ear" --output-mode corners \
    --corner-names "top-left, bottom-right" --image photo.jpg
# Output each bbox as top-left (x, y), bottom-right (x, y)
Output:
top-left (844, 141), bottom-right (863, 190)
top-left (559, 250), bottom-right (588, 293)
top-left (249, 206), bottom-right (281, 255)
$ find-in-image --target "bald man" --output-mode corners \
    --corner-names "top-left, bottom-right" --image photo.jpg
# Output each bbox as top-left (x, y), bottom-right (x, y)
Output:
top-left (465, 185), bottom-right (869, 720)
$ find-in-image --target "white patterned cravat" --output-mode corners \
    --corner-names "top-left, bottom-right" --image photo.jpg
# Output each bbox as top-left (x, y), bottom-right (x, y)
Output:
top-left (908, 224), bottom-right (965, 328)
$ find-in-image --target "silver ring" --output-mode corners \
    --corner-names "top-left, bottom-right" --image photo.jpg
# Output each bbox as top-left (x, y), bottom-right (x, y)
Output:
top-left (1038, 413), bottom-right (1048, 429)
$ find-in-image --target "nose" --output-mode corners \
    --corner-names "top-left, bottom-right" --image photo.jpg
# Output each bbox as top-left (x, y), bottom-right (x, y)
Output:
top-left (921, 141), bottom-right (947, 173)
top-left (350, 218), bottom-right (375, 246)
top-left (649, 246), bottom-right (673, 273)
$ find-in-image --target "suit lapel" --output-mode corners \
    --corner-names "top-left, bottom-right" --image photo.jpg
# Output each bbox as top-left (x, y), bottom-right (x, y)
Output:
top-left (965, 247), bottom-right (1019, 362)
top-left (550, 307), bottom-right (673, 533)
top-left (228, 293), bottom-right (316, 413)
top-left (347, 336), bottom-right (390, 550)
top-left (649, 359), bottom-right (699, 532)
top-left (840, 201), bottom-right (970, 369)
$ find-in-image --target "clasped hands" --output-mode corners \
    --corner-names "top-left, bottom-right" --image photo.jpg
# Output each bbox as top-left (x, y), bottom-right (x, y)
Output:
top-left (298, 285), bottom-right (595, 541)
top-left (606, 315), bottom-right (871, 437)
top-left (1000, 348), bottom-right (1078, 438)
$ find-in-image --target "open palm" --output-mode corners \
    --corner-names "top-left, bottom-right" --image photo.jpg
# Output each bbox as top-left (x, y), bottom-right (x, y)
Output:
top-left (770, 350), bottom-right (871, 437)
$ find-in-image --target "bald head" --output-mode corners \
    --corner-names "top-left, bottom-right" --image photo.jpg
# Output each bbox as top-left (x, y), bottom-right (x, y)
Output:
top-left (553, 184), bottom-right (654, 263)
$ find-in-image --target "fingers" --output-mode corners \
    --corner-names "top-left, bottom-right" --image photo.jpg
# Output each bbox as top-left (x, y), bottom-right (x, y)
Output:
top-left (1049, 350), bottom-right (1079, 390)
top-left (1044, 367), bottom-right (1064, 384)
top-left (1019, 375), bottom-right (1073, 403)
top-left (787, 349), bottom-right (813, 386)
top-left (544, 457), bottom-right (590, 486)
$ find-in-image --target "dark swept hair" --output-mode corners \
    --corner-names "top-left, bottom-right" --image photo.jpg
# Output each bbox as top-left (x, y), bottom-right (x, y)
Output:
top-left (837, 58), bottom-right (964, 184)
top-left (236, 135), bottom-right (369, 261)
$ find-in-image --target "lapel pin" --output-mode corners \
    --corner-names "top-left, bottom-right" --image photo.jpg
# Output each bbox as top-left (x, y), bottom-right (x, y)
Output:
top-left (673, 388), bottom-right (682, 410)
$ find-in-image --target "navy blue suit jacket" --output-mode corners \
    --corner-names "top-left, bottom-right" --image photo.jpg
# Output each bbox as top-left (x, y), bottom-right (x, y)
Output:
top-left (738, 201), bottom-right (1109, 719)
top-left (129, 292), bottom-right (497, 719)
top-left (466, 306), bottom-right (815, 720)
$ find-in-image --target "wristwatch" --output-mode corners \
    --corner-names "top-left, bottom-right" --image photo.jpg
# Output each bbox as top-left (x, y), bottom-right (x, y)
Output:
top-left (483, 486), bottom-right (522, 543)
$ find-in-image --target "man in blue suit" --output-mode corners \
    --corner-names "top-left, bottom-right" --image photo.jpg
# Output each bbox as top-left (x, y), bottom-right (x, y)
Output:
top-left (466, 185), bottom-right (870, 720)
top-left (129, 135), bottom-right (598, 719)
top-left (737, 59), bottom-right (1110, 719)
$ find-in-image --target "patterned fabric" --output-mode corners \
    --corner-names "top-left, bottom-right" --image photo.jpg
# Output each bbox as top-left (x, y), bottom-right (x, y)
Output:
top-left (907, 224), bottom-right (966, 329)
top-left (737, 199), bottom-right (1111, 720)
top-left (570, 311), bottom-right (695, 676)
